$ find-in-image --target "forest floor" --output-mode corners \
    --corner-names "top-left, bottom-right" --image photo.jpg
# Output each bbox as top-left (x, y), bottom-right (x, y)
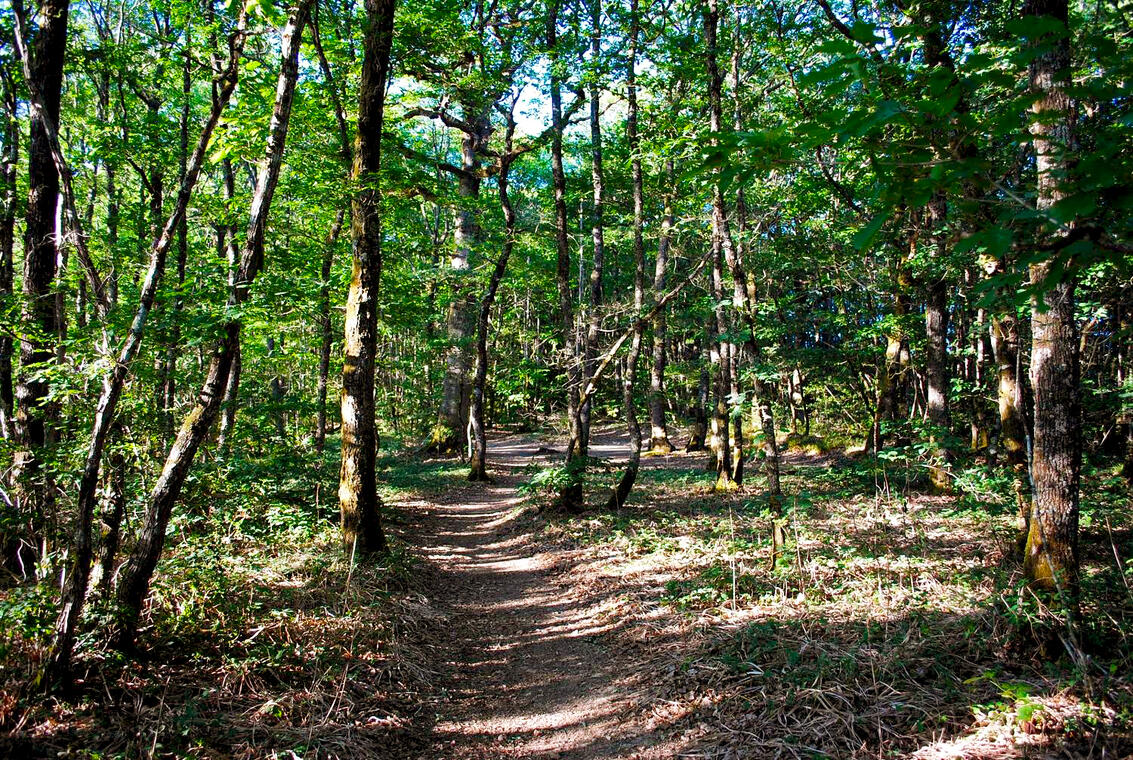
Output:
top-left (407, 433), bottom-right (699, 759)
top-left (393, 427), bottom-right (1133, 759)
top-left (400, 427), bottom-right (1133, 760)
top-left (3, 426), bottom-right (1133, 758)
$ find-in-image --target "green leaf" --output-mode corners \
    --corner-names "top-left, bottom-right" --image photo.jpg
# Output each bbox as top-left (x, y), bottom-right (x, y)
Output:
top-left (852, 213), bottom-right (889, 252)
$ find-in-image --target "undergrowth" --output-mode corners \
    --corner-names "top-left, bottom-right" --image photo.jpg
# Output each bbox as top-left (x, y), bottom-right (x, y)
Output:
top-left (536, 445), bottom-right (1133, 758)
top-left (0, 442), bottom-right (435, 759)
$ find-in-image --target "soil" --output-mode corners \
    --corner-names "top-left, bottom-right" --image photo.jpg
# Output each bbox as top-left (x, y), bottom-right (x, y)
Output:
top-left (410, 434), bottom-right (690, 759)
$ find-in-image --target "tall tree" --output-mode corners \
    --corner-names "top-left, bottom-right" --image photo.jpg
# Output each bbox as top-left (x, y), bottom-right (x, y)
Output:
top-left (8, 0), bottom-right (70, 570)
top-left (468, 96), bottom-right (521, 482)
top-left (36, 2), bottom-right (251, 683)
top-left (607, 0), bottom-right (645, 509)
top-left (113, 0), bottom-right (312, 650)
top-left (339, 0), bottom-right (397, 556)
top-left (549, 0), bottom-right (584, 512)
top-left (1022, 0), bottom-right (1082, 606)
top-left (0, 67), bottom-right (17, 440)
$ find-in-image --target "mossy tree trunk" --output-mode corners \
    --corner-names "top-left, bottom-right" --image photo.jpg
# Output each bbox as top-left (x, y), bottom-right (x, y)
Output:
top-left (340, 0), bottom-right (396, 555)
top-left (1022, 0), bottom-right (1081, 609)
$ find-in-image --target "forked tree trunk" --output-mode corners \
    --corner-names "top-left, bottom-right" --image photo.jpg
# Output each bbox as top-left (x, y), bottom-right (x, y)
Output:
top-left (38, 8), bottom-right (251, 686)
top-left (1022, 0), bottom-right (1080, 606)
top-left (339, 0), bottom-right (396, 555)
top-left (112, 2), bottom-right (310, 652)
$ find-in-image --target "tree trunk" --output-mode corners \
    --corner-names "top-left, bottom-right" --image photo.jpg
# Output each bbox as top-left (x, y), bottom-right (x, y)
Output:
top-left (312, 13), bottom-right (353, 455)
top-left (9, 0), bottom-right (70, 571)
top-left (0, 75), bottom-right (17, 440)
top-left (160, 50), bottom-right (195, 435)
top-left (1022, 0), bottom-right (1081, 608)
top-left (38, 12), bottom-right (250, 686)
top-left (648, 157), bottom-right (675, 454)
top-left (112, 2), bottom-right (310, 651)
top-left (216, 159), bottom-right (240, 454)
top-left (608, 0), bottom-right (644, 509)
top-left (924, 276), bottom-right (953, 491)
top-left (578, 0), bottom-right (605, 461)
top-left (316, 210), bottom-right (345, 452)
top-left (869, 260), bottom-right (912, 452)
top-left (688, 359), bottom-right (710, 451)
top-left (990, 300), bottom-right (1031, 552)
top-left (469, 113), bottom-right (520, 482)
top-left (549, 0), bottom-right (584, 512)
top-left (340, 0), bottom-right (395, 555)
top-left (728, 26), bottom-right (782, 497)
top-left (434, 112), bottom-right (490, 454)
top-left (705, 0), bottom-right (735, 490)
top-left (90, 426), bottom-right (126, 595)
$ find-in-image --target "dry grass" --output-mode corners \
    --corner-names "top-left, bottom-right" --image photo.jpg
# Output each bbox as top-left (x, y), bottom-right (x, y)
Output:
top-left (0, 516), bottom-right (439, 759)
top-left (531, 448), bottom-right (1133, 759)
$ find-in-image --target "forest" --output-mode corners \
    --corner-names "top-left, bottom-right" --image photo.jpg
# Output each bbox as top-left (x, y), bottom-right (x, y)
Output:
top-left (0, 0), bottom-right (1132, 756)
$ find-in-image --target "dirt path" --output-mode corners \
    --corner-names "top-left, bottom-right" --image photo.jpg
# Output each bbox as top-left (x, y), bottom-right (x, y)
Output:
top-left (410, 435), bottom-right (684, 760)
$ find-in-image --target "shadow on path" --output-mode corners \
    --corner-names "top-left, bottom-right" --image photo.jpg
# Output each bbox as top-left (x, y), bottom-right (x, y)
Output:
top-left (411, 434), bottom-right (684, 759)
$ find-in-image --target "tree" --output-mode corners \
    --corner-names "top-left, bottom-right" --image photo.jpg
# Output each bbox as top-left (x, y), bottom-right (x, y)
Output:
top-left (114, 0), bottom-right (313, 650)
top-left (8, 0), bottom-right (70, 572)
top-left (339, 0), bottom-right (397, 557)
top-left (1021, 0), bottom-right (1081, 605)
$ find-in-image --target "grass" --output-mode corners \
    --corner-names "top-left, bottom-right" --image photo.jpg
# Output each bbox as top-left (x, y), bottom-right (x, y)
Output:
top-left (533, 445), bottom-right (1133, 758)
top-left (0, 444), bottom-right (435, 760)
top-left (4, 430), bottom-right (1132, 758)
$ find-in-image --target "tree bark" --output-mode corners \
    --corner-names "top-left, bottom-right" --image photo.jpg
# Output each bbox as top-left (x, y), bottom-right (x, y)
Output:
top-left (312, 17), bottom-right (353, 454)
top-left (9, 0), bottom-right (70, 571)
top-left (469, 106), bottom-right (521, 482)
top-left (578, 0), bottom-right (605, 460)
top-left (216, 159), bottom-right (240, 454)
top-left (433, 111), bottom-right (491, 454)
top-left (38, 10), bottom-right (250, 686)
top-left (687, 359), bottom-right (710, 451)
top-left (113, 1), bottom-right (310, 651)
top-left (869, 257), bottom-right (912, 452)
top-left (549, 0), bottom-right (584, 512)
top-left (608, 0), bottom-right (644, 509)
top-left (339, 0), bottom-right (396, 555)
top-left (705, 0), bottom-right (734, 491)
top-left (728, 23), bottom-right (781, 498)
top-left (160, 49), bottom-right (195, 436)
top-left (924, 275), bottom-right (953, 491)
top-left (0, 73), bottom-right (17, 440)
top-left (648, 157), bottom-right (675, 454)
top-left (989, 297), bottom-right (1031, 552)
top-left (316, 210), bottom-right (345, 452)
top-left (1022, 0), bottom-right (1081, 608)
